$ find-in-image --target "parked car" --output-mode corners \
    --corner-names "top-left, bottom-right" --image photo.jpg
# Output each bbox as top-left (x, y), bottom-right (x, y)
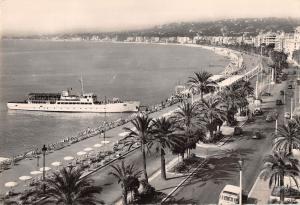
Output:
top-left (280, 90), bottom-right (284, 96)
top-left (276, 100), bottom-right (283, 105)
top-left (284, 112), bottom-right (291, 119)
top-left (253, 108), bottom-right (263, 116)
top-left (252, 131), bottom-right (262, 139)
top-left (261, 92), bottom-right (271, 96)
top-left (288, 84), bottom-right (293, 89)
top-left (266, 111), bottom-right (278, 122)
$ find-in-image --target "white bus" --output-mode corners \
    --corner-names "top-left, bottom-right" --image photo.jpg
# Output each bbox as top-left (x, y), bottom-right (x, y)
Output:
top-left (218, 185), bottom-right (240, 205)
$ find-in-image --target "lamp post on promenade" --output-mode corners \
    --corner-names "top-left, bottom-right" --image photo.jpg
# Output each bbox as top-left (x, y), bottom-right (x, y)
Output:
top-left (275, 119), bottom-right (278, 135)
top-left (42, 145), bottom-right (47, 193)
top-left (238, 158), bottom-right (243, 205)
top-left (36, 155), bottom-right (40, 168)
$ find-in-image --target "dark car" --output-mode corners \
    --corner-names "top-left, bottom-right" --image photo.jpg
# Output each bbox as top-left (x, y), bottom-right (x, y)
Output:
top-left (261, 92), bottom-right (271, 96)
top-left (252, 131), bottom-right (262, 139)
top-left (280, 90), bottom-right (284, 95)
top-left (276, 100), bottom-right (283, 105)
top-left (253, 108), bottom-right (263, 116)
top-left (288, 85), bottom-right (293, 89)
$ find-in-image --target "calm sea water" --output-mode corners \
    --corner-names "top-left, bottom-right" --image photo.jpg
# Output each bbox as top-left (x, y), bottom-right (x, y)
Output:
top-left (0, 40), bottom-right (229, 157)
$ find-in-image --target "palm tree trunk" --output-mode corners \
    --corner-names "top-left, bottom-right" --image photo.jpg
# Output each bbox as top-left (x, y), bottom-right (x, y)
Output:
top-left (141, 145), bottom-right (148, 183)
top-left (200, 90), bottom-right (203, 101)
top-left (289, 144), bottom-right (292, 155)
top-left (122, 189), bottom-right (128, 205)
top-left (280, 175), bottom-right (284, 203)
top-left (180, 152), bottom-right (184, 161)
top-left (160, 148), bottom-right (167, 180)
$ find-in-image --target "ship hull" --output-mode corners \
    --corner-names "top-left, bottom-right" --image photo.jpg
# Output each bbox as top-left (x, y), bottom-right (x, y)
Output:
top-left (7, 101), bottom-right (140, 113)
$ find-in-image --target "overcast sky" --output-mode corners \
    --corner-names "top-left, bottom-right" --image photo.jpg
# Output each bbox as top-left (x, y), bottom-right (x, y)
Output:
top-left (1, 0), bottom-right (300, 35)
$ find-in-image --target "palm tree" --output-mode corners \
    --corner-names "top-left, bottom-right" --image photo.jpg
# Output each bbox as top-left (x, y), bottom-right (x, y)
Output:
top-left (238, 80), bottom-right (254, 97)
top-left (123, 114), bottom-right (153, 183)
top-left (151, 117), bottom-right (182, 180)
top-left (109, 161), bottom-right (142, 205)
top-left (198, 96), bottom-right (227, 141)
top-left (32, 166), bottom-right (103, 205)
top-left (173, 101), bottom-right (203, 158)
top-left (273, 120), bottom-right (300, 155)
top-left (187, 71), bottom-right (217, 101)
top-left (261, 151), bottom-right (299, 203)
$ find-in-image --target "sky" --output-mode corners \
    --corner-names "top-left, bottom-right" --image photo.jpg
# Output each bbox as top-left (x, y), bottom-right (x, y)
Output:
top-left (1, 0), bottom-right (300, 35)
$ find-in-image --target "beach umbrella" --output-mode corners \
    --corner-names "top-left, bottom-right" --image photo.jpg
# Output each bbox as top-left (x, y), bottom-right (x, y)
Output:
top-left (76, 151), bottom-right (87, 156)
top-left (39, 167), bottom-right (51, 172)
top-left (51, 161), bottom-right (62, 167)
top-left (30, 171), bottom-right (42, 175)
top-left (93, 144), bottom-right (102, 148)
top-left (19, 176), bottom-right (32, 181)
top-left (83, 147), bottom-right (93, 152)
top-left (118, 132), bottom-right (129, 137)
top-left (5, 181), bottom-right (18, 188)
top-left (64, 156), bottom-right (74, 161)
top-left (101, 140), bottom-right (110, 144)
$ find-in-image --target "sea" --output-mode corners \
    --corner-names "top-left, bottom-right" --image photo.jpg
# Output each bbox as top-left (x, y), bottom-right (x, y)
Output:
top-left (0, 40), bottom-right (229, 157)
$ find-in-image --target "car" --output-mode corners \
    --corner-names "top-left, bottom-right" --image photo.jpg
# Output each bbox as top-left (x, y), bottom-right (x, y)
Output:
top-left (288, 85), bottom-right (293, 89)
top-left (252, 131), bottom-right (262, 139)
top-left (253, 108), bottom-right (263, 116)
top-left (284, 112), bottom-right (291, 119)
top-left (280, 90), bottom-right (285, 96)
top-left (266, 111), bottom-right (278, 122)
top-left (276, 100), bottom-right (283, 105)
top-left (266, 114), bottom-right (275, 122)
top-left (261, 92), bottom-right (271, 96)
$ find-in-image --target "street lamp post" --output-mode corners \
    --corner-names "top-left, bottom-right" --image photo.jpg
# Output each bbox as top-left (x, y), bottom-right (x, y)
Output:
top-left (36, 155), bottom-right (40, 168)
top-left (238, 159), bottom-right (243, 205)
top-left (42, 145), bottom-right (47, 193)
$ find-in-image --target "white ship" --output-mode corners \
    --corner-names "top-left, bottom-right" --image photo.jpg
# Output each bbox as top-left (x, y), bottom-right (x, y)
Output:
top-left (7, 78), bottom-right (140, 113)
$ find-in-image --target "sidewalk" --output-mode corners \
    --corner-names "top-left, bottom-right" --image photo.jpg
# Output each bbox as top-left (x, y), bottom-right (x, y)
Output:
top-left (248, 173), bottom-right (272, 204)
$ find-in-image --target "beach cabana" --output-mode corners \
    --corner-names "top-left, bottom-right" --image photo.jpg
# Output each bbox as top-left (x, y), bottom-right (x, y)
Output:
top-left (101, 140), bottom-right (110, 144)
top-left (19, 176), bottom-right (32, 181)
top-left (77, 151), bottom-right (87, 156)
top-left (83, 147), bottom-right (93, 152)
top-left (51, 161), bottom-right (62, 167)
top-left (64, 156), bottom-right (74, 161)
top-left (30, 171), bottom-right (42, 175)
top-left (39, 167), bottom-right (51, 172)
top-left (93, 143), bottom-right (102, 148)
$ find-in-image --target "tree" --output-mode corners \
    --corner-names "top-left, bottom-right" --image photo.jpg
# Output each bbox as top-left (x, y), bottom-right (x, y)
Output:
top-left (109, 161), bottom-right (142, 205)
top-left (151, 117), bottom-right (182, 180)
top-left (273, 120), bottom-right (300, 155)
top-left (27, 166), bottom-right (103, 205)
top-left (198, 96), bottom-right (227, 141)
top-left (123, 114), bottom-right (153, 183)
top-left (173, 101), bottom-right (203, 158)
top-left (261, 151), bottom-right (299, 203)
top-left (187, 71), bottom-right (217, 101)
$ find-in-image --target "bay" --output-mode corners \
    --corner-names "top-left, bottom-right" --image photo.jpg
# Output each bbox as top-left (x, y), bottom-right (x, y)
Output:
top-left (0, 40), bottom-right (229, 157)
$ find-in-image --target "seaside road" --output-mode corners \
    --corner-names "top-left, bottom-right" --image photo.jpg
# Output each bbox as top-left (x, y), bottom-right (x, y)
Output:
top-left (171, 80), bottom-right (289, 204)
top-left (0, 95), bottom-right (188, 195)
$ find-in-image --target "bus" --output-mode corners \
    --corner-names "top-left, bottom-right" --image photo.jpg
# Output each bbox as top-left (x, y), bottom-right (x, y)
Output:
top-left (218, 185), bottom-right (240, 205)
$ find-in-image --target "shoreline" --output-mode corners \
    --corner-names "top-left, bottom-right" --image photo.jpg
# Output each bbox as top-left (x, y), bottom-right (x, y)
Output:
top-left (0, 41), bottom-right (254, 163)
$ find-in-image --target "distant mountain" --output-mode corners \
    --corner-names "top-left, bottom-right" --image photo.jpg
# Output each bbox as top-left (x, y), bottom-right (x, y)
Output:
top-left (4, 17), bottom-right (300, 39)
top-left (124, 17), bottom-right (300, 37)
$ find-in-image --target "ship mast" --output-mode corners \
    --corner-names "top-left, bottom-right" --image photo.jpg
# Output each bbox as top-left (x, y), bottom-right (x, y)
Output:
top-left (80, 75), bottom-right (84, 95)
